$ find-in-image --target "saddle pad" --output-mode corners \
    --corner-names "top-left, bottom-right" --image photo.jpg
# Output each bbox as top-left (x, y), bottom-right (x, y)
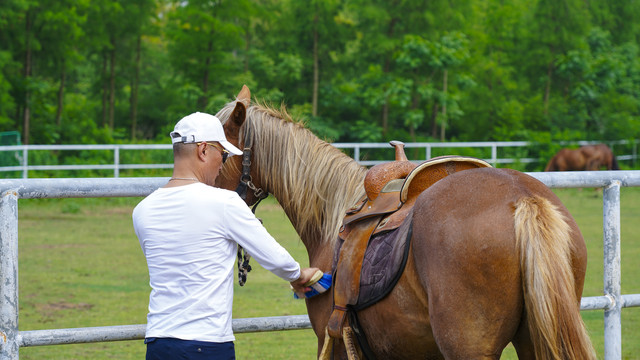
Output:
top-left (332, 215), bottom-right (413, 311)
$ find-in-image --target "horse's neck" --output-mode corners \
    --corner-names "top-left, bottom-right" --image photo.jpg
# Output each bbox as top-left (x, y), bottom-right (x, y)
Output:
top-left (278, 156), bottom-right (365, 266)
top-left (258, 133), bottom-right (367, 268)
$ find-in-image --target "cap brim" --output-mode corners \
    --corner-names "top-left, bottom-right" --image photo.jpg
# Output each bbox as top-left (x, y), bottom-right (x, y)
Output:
top-left (219, 140), bottom-right (243, 156)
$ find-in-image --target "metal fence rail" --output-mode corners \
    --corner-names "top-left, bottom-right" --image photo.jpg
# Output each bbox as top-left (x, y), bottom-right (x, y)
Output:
top-left (336, 139), bottom-right (639, 166)
top-left (17, 315), bottom-right (312, 347)
top-left (1, 171), bottom-right (640, 359)
top-left (0, 139), bottom-right (637, 178)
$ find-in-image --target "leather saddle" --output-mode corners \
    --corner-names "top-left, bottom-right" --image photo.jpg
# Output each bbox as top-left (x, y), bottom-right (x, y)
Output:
top-left (325, 141), bottom-right (492, 356)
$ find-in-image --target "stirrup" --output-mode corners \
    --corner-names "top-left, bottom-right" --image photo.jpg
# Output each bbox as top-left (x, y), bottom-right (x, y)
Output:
top-left (318, 326), bottom-right (362, 360)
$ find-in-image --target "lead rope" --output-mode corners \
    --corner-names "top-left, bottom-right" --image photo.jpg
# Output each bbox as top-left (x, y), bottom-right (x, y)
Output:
top-left (235, 119), bottom-right (268, 286)
top-left (236, 200), bottom-right (266, 286)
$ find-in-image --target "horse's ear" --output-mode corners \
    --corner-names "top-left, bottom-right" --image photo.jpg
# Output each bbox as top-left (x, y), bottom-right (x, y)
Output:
top-left (228, 84), bottom-right (250, 129)
top-left (229, 101), bottom-right (246, 129)
top-left (237, 85), bottom-right (251, 107)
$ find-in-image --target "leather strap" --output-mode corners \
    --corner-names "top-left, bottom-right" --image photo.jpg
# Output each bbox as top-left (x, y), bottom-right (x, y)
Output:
top-left (328, 216), bottom-right (382, 338)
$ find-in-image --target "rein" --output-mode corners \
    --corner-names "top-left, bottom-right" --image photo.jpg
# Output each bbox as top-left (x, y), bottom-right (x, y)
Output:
top-left (234, 119), bottom-right (269, 286)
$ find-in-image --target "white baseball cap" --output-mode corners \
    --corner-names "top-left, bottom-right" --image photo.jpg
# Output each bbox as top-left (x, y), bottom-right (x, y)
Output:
top-left (170, 112), bottom-right (242, 156)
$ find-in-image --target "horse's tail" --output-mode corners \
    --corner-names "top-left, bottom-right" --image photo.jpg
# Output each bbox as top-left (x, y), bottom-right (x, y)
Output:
top-left (610, 151), bottom-right (620, 170)
top-left (514, 196), bottom-right (596, 360)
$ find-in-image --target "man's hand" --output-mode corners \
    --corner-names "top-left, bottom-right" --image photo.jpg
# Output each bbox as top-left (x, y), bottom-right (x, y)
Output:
top-left (290, 267), bottom-right (321, 295)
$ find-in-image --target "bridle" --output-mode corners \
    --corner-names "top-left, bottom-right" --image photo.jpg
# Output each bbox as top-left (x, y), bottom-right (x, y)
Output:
top-left (234, 118), bottom-right (268, 286)
top-left (235, 120), bottom-right (268, 208)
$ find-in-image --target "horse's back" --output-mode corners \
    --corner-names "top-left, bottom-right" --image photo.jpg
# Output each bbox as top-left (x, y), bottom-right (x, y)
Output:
top-left (411, 166), bottom-right (584, 295)
top-left (583, 144), bottom-right (619, 170)
top-left (550, 148), bottom-right (587, 171)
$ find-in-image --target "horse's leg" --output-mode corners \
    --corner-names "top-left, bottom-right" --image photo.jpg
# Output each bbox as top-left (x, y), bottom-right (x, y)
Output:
top-left (511, 317), bottom-right (536, 360)
top-left (586, 157), bottom-right (599, 171)
top-left (305, 248), bottom-right (341, 358)
top-left (410, 185), bottom-right (523, 359)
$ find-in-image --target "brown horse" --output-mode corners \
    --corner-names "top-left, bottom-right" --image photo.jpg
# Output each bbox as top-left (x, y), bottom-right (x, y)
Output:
top-left (215, 86), bottom-right (596, 360)
top-left (545, 144), bottom-right (620, 171)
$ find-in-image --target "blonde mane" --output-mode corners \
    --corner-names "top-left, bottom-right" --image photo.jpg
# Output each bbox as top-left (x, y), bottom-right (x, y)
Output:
top-left (217, 100), bottom-right (367, 246)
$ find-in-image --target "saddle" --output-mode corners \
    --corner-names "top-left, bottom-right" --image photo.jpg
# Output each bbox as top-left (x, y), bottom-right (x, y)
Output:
top-left (322, 141), bottom-right (491, 359)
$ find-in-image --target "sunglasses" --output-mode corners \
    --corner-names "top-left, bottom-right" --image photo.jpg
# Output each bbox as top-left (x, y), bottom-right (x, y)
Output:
top-left (198, 142), bottom-right (229, 163)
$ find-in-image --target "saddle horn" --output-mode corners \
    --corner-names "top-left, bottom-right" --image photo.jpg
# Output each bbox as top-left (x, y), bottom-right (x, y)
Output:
top-left (390, 140), bottom-right (408, 161)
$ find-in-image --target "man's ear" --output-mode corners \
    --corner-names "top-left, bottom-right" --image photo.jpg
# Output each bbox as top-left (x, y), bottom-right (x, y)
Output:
top-left (196, 142), bottom-right (208, 162)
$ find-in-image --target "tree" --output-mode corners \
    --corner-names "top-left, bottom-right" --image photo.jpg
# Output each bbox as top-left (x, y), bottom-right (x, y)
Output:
top-left (0, 0), bottom-right (638, 148)
top-left (165, 0), bottom-right (248, 109)
top-left (0, 0), bottom-right (25, 130)
top-left (526, 0), bottom-right (590, 117)
top-left (36, 0), bottom-right (87, 130)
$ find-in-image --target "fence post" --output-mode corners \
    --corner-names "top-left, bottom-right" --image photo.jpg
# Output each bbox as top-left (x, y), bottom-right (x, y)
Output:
top-left (114, 147), bottom-right (120, 178)
top-left (21, 149), bottom-right (27, 180)
top-left (603, 180), bottom-right (621, 360)
top-left (0, 190), bottom-right (19, 360)
top-left (491, 144), bottom-right (497, 166)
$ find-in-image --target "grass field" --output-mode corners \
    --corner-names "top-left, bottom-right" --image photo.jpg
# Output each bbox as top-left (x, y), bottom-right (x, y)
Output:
top-left (14, 186), bottom-right (640, 359)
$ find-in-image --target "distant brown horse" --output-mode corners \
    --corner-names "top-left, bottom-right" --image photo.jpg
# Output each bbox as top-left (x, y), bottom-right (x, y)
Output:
top-left (215, 86), bottom-right (595, 359)
top-left (545, 144), bottom-right (620, 171)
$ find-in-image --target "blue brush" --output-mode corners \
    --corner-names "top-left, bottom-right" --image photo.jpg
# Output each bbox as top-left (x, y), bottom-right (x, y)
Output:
top-left (293, 270), bottom-right (332, 299)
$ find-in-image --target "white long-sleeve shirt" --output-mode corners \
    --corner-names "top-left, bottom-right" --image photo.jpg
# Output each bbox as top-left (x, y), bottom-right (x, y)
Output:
top-left (132, 182), bottom-right (300, 342)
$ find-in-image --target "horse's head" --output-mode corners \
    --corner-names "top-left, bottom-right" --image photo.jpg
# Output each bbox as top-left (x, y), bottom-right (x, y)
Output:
top-left (215, 85), bottom-right (267, 207)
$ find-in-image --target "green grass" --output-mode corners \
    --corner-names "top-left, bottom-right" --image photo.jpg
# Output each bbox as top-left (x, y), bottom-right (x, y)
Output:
top-left (14, 188), bottom-right (640, 359)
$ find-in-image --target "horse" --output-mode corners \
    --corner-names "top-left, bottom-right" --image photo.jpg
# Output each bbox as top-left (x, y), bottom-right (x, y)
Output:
top-left (545, 144), bottom-right (620, 171)
top-left (214, 86), bottom-right (596, 360)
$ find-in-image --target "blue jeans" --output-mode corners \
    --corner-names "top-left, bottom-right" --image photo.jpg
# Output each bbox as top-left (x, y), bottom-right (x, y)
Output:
top-left (145, 337), bottom-right (235, 360)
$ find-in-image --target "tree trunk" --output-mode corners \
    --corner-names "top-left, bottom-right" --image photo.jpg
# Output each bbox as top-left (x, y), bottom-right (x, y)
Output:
top-left (244, 24), bottom-right (250, 73)
top-left (382, 100), bottom-right (389, 136)
top-left (411, 85), bottom-right (420, 144)
top-left (312, 13), bottom-right (319, 117)
top-left (102, 53), bottom-right (108, 126)
top-left (56, 61), bottom-right (66, 127)
top-left (440, 69), bottom-right (448, 141)
top-left (130, 35), bottom-right (141, 140)
top-left (381, 17), bottom-right (397, 134)
top-left (109, 38), bottom-right (117, 130)
top-left (431, 103), bottom-right (439, 138)
top-left (23, 10), bottom-right (32, 145)
top-left (381, 55), bottom-right (390, 134)
top-left (200, 37), bottom-right (213, 109)
top-left (543, 60), bottom-right (553, 115)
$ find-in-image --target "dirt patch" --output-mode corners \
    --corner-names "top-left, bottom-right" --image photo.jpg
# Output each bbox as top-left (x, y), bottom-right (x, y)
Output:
top-left (32, 243), bottom-right (89, 249)
top-left (33, 301), bottom-right (94, 323)
top-left (101, 207), bottom-right (135, 216)
top-left (82, 206), bottom-right (134, 216)
top-left (38, 301), bottom-right (94, 312)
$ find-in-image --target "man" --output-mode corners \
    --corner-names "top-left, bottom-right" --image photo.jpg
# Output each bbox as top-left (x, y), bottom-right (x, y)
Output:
top-left (133, 112), bottom-right (318, 359)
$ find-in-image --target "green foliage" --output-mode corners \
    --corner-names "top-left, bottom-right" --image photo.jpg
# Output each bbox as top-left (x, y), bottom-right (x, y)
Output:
top-left (0, 0), bottom-right (638, 148)
top-left (0, 51), bottom-right (16, 127)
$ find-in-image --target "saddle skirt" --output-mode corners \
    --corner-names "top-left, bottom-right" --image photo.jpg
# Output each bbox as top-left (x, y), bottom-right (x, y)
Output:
top-left (327, 150), bottom-right (492, 342)
top-left (332, 213), bottom-right (413, 310)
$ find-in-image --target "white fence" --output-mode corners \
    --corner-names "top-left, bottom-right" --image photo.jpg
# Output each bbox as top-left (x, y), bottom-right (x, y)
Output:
top-left (0, 140), bottom-right (637, 178)
top-left (1, 171), bottom-right (640, 359)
